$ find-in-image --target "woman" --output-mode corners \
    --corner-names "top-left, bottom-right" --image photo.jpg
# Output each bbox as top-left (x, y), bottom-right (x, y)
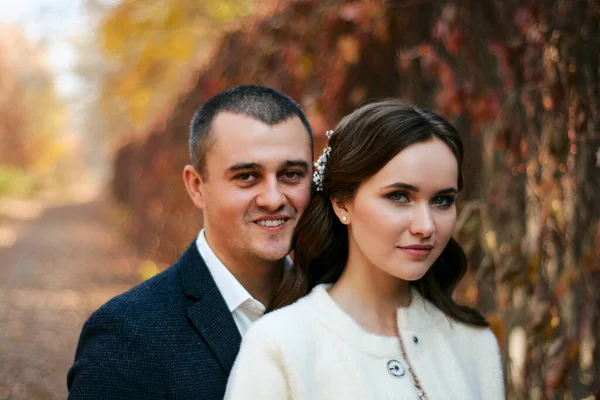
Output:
top-left (225, 100), bottom-right (504, 399)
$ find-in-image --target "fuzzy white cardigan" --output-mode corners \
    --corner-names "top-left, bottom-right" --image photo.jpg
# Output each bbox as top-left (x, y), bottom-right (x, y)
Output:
top-left (225, 284), bottom-right (504, 400)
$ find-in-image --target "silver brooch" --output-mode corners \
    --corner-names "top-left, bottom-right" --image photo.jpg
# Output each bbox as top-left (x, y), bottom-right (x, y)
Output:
top-left (387, 359), bottom-right (406, 377)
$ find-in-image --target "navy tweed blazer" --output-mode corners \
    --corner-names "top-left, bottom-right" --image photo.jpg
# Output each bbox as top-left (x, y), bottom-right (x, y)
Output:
top-left (67, 242), bottom-right (242, 399)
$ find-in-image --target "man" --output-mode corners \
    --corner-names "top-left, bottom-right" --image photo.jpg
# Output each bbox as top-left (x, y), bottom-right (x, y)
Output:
top-left (67, 85), bottom-right (314, 399)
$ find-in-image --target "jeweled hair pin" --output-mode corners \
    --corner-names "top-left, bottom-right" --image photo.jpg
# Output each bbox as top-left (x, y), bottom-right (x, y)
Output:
top-left (312, 130), bottom-right (334, 192)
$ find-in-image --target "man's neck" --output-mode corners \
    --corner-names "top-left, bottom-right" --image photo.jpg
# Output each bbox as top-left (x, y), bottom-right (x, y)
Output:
top-left (204, 232), bottom-right (285, 307)
top-left (228, 257), bottom-right (284, 307)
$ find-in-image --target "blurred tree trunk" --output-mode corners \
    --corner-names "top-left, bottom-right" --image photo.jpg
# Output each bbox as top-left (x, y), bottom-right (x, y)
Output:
top-left (474, 1), bottom-right (600, 398)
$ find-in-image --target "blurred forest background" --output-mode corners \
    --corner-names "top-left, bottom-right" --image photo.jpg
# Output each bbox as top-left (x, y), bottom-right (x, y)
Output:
top-left (0, 0), bottom-right (599, 399)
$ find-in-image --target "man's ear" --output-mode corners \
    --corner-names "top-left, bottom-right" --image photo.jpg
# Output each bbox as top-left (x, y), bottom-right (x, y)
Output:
top-left (183, 165), bottom-right (205, 210)
top-left (330, 197), bottom-right (350, 225)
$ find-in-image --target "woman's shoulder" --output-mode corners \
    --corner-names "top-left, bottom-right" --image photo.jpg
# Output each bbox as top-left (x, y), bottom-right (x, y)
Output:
top-left (449, 316), bottom-right (499, 347)
top-left (245, 286), bottom-right (323, 343)
top-left (413, 295), bottom-right (500, 357)
top-left (439, 314), bottom-right (502, 374)
top-left (411, 291), bottom-right (498, 345)
top-left (451, 319), bottom-right (504, 391)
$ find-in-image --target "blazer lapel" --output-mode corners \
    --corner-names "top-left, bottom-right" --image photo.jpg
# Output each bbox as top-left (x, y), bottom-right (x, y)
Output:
top-left (178, 242), bottom-right (242, 374)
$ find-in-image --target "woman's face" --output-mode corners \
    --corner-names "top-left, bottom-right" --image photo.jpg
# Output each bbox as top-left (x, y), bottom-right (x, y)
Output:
top-left (341, 138), bottom-right (458, 281)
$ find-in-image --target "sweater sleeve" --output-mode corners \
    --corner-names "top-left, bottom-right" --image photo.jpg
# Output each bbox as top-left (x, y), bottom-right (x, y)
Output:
top-left (479, 328), bottom-right (505, 400)
top-left (224, 325), bottom-right (292, 400)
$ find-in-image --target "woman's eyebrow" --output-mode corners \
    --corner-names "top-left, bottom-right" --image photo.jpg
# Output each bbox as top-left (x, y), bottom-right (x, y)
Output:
top-left (382, 183), bottom-right (458, 194)
top-left (435, 188), bottom-right (458, 195)
top-left (383, 182), bottom-right (420, 191)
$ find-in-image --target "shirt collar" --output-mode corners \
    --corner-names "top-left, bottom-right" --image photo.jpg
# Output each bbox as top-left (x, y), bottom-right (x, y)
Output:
top-left (195, 229), bottom-right (293, 312)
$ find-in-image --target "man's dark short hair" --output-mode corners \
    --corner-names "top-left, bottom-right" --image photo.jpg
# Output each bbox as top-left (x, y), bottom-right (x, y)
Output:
top-left (189, 84), bottom-right (313, 178)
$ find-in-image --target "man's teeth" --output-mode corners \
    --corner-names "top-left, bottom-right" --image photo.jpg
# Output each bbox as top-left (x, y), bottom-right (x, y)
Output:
top-left (256, 219), bottom-right (285, 227)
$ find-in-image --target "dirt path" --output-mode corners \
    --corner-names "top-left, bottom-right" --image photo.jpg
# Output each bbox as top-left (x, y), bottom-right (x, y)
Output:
top-left (0, 196), bottom-right (142, 399)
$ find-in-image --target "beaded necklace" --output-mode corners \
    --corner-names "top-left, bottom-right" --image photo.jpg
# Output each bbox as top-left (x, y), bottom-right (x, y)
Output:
top-left (397, 294), bottom-right (428, 400)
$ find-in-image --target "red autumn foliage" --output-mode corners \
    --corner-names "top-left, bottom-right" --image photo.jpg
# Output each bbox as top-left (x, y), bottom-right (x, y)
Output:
top-left (112, 1), bottom-right (600, 398)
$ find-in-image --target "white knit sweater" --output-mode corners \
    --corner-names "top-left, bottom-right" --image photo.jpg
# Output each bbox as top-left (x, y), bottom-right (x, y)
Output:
top-left (225, 284), bottom-right (504, 400)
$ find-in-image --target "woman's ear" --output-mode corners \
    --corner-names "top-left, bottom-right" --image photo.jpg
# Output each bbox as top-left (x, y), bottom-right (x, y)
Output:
top-left (330, 197), bottom-right (350, 225)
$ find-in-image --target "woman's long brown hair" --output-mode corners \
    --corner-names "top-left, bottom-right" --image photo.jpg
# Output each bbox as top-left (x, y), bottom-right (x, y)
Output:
top-left (269, 99), bottom-right (488, 328)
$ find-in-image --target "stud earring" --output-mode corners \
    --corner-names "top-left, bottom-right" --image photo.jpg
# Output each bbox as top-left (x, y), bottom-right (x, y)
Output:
top-left (342, 216), bottom-right (348, 223)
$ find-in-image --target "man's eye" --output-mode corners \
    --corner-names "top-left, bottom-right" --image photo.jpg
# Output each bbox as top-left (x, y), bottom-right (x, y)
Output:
top-left (237, 173), bottom-right (255, 182)
top-left (283, 171), bottom-right (302, 180)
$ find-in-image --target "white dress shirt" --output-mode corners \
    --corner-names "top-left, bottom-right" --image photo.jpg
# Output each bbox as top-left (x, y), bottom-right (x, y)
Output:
top-left (195, 229), bottom-right (292, 336)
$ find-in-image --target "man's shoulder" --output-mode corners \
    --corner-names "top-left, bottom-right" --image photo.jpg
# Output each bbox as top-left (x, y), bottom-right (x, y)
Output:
top-left (82, 264), bottom-right (179, 333)
top-left (108, 262), bottom-right (179, 309)
top-left (92, 240), bottom-right (212, 329)
top-left (68, 260), bottom-right (196, 399)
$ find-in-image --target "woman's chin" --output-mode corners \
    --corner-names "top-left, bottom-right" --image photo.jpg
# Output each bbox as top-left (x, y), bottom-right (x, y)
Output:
top-left (387, 267), bottom-right (430, 282)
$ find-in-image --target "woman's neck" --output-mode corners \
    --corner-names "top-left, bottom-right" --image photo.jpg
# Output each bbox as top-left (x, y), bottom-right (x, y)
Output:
top-left (328, 259), bottom-right (411, 337)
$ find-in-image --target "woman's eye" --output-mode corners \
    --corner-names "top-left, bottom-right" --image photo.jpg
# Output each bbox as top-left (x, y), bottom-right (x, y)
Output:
top-left (432, 195), bottom-right (455, 207)
top-left (389, 192), bottom-right (409, 203)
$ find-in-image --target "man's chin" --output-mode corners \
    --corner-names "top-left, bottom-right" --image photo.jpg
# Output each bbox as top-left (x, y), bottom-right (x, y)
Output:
top-left (251, 243), bottom-right (292, 262)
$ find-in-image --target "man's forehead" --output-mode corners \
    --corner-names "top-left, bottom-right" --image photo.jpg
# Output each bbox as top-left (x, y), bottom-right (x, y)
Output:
top-left (211, 111), bottom-right (262, 128)
top-left (211, 114), bottom-right (310, 149)
top-left (202, 112), bottom-right (311, 174)
top-left (210, 111), bottom-right (307, 136)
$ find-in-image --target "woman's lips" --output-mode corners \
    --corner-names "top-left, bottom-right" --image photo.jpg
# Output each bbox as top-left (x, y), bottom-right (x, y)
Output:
top-left (398, 245), bottom-right (433, 257)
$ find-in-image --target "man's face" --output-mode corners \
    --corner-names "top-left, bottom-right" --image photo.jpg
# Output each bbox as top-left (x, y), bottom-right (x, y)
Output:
top-left (192, 112), bottom-right (312, 268)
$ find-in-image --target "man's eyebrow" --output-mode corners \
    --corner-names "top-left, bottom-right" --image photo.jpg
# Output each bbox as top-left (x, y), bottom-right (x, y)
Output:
top-left (280, 160), bottom-right (310, 170)
top-left (227, 160), bottom-right (310, 173)
top-left (383, 182), bottom-right (458, 194)
top-left (227, 162), bottom-right (262, 173)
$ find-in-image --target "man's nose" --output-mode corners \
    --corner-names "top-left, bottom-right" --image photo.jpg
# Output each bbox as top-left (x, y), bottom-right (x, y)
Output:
top-left (255, 178), bottom-right (286, 211)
